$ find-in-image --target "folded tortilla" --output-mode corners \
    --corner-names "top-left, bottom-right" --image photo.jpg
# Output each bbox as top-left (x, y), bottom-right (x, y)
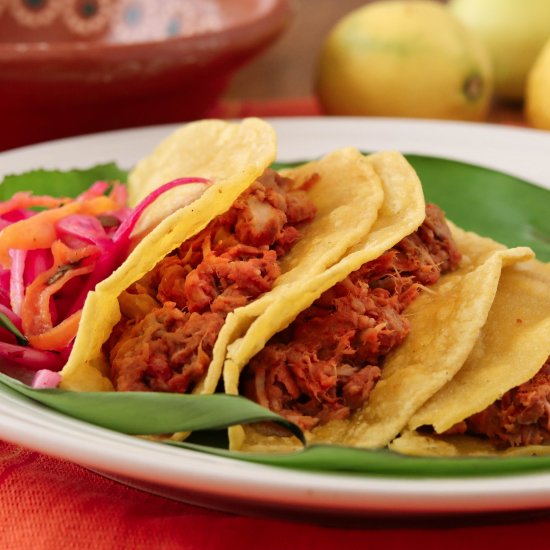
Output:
top-left (390, 259), bottom-right (550, 457)
top-left (225, 193), bottom-right (533, 452)
top-left (59, 118), bottom-right (387, 398)
top-left (58, 117), bottom-right (540, 456)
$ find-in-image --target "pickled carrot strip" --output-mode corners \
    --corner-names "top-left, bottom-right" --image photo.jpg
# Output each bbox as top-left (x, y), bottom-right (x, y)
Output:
top-left (0, 192), bottom-right (70, 217)
top-left (27, 311), bottom-right (82, 351)
top-left (0, 195), bottom-right (118, 267)
top-left (21, 240), bottom-right (98, 348)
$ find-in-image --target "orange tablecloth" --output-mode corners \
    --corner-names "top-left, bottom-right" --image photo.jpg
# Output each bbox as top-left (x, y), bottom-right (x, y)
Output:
top-left (3, 441), bottom-right (550, 549)
top-left (1, 97), bottom-right (547, 549)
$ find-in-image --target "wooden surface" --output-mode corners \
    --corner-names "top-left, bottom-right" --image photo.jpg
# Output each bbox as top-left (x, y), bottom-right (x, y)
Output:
top-left (226, 0), bottom-right (368, 99)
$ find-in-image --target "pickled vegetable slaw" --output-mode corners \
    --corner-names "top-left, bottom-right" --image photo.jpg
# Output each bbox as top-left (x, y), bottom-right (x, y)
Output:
top-left (0, 177), bottom-right (209, 386)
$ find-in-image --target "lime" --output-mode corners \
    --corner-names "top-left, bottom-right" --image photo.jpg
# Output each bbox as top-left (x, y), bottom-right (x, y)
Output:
top-left (449, 0), bottom-right (550, 101)
top-left (316, 0), bottom-right (493, 120)
top-left (525, 37), bottom-right (550, 130)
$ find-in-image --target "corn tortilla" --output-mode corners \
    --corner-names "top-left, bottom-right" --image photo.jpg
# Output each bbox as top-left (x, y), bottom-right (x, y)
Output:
top-left (60, 121), bottom-right (386, 398)
top-left (60, 118), bottom-right (278, 391)
top-left (344, 239), bottom-right (533, 449)
top-left (391, 259), bottom-right (550, 456)
top-left (225, 151), bottom-right (427, 452)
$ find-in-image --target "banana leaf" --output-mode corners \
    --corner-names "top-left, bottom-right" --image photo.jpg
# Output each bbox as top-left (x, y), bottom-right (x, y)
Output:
top-left (0, 373), bottom-right (304, 441)
top-left (409, 155), bottom-right (550, 261)
top-left (0, 156), bottom-right (549, 478)
top-left (0, 163), bottom-right (127, 200)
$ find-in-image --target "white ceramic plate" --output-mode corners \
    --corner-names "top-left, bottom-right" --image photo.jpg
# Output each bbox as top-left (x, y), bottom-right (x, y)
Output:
top-left (1, 118), bottom-right (550, 520)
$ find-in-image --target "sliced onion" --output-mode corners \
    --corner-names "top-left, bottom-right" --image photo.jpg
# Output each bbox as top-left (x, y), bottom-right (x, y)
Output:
top-left (23, 249), bottom-right (52, 287)
top-left (108, 183), bottom-right (128, 209)
top-left (0, 177), bottom-right (211, 371)
top-left (0, 270), bottom-right (10, 307)
top-left (31, 369), bottom-right (62, 389)
top-left (76, 181), bottom-right (110, 201)
top-left (113, 177), bottom-right (210, 246)
top-left (66, 177), bottom-right (210, 315)
top-left (56, 214), bottom-right (112, 250)
top-left (0, 341), bottom-right (65, 370)
top-left (8, 249), bottom-right (26, 316)
top-left (0, 209), bottom-right (34, 231)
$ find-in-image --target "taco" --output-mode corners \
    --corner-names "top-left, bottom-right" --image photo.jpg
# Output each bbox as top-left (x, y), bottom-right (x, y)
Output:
top-left (59, 118), bottom-right (389, 399)
top-left (390, 259), bottom-right (550, 457)
top-left (224, 174), bottom-right (534, 452)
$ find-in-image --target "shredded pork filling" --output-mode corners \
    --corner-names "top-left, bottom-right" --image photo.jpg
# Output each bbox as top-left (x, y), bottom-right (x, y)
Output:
top-left (240, 204), bottom-right (462, 431)
top-left (447, 357), bottom-right (550, 447)
top-left (106, 169), bottom-right (317, 393)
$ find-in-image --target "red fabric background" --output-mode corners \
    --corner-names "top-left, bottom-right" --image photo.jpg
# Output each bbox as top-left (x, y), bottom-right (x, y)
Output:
top-left (1, 98), bottom-right (547, 549)
top-left (3, 438), bottom-right (550, 549)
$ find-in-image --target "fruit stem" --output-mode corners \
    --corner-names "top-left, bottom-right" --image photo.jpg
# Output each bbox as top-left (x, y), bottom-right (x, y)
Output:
top-left (463, 73), bottom-right (484, 101)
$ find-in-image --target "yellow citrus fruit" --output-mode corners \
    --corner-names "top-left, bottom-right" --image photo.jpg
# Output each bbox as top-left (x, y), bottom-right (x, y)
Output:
top-left (316, 0), bottom-right (493, 121)
top-left (525, 37), bottom-right (550, 130)
top-left (449, 0), bottom-right (550, 101)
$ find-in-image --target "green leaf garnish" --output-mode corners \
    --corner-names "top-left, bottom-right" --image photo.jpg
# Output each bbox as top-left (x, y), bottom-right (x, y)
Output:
top-left (0, 372), bottom-right (305, 443)
top-left (0, 312), bottom-right (28, 345)
top-left (168, 438), bottom-right (550, 478)
top-left (0, 163), bottom-right (128, 199)
top-left (408, 155), bottom-right (550, 261)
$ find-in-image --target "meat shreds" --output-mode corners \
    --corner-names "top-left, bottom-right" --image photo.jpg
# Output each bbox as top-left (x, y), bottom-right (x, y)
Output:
top-left (447, 357), bottom-right (550, 447)
top-left (107, 169), bottom-right (317, 392)
top-left (110, 304), bottom-right (224, 393)
top-left (240, 204), bottom-right (461, 431)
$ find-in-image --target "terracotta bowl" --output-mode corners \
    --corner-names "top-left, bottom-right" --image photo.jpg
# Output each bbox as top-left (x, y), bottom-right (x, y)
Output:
top-left (0, 0), bottom-right (290, 151)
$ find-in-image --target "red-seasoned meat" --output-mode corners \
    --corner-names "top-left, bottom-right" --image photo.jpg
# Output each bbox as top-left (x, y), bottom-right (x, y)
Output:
top-left (241, 204), bottom-right (461, 430)
top-left (232, 170), bottom-right (316, 250)
top-left (342, 365), bottom-right (382, 411)
top-left (156, 256), bottom-right (190, 309)
top-left (285, 188), bottom-right (318, 225)
top-left (184, 245), bottom-right (280, 314)
top-left (234, 193), bottom-right (287, 248)
top-left (449, 357), bottom-right (550, 447)
top-left (109, 303), bottom-right (224, 393)
top-left (107, 169), bottom-right (317, 392)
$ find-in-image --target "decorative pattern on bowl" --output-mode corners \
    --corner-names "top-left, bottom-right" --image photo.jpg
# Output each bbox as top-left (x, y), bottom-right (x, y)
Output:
top-left (0, 0), bottom-right (235, 41)
top-left (0, 0), bottom-right (290, 150)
